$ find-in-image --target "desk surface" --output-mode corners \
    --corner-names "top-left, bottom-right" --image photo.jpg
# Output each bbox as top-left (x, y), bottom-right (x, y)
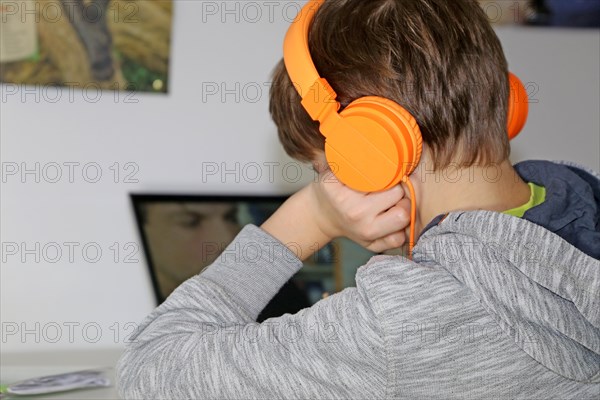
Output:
top-left (1, 349), bottom-right (123, 399)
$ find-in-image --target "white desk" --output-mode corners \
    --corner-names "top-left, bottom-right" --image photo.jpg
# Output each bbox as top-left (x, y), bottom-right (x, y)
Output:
top-left (1, 350), bottom-right (122, 399)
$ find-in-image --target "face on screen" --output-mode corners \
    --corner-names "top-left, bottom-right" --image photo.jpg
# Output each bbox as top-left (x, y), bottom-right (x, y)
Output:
top-left (142, 202), bottom-right (241, 299)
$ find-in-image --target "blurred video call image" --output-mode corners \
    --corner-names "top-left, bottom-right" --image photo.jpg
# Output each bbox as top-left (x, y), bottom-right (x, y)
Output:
top-left (132, 195), bottom-right (374, 321)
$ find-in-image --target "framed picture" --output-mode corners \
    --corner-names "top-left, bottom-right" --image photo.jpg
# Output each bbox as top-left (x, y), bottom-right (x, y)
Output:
top-left (0, 0), bottom-right (173, 92)
top-left (130, 194), bottom-right (376, 321)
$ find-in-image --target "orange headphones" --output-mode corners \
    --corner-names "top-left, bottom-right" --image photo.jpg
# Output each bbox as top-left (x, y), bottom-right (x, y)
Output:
top-left (283, 0), bottom-right (529, 256)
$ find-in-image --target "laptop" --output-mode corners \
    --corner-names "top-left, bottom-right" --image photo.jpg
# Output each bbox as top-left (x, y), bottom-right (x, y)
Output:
top-left (131, 193), bottom-right (374, 321)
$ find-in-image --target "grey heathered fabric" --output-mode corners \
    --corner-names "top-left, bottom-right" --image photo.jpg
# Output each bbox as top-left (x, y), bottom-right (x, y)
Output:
top-left (116, 207), bottom-right (600, 399)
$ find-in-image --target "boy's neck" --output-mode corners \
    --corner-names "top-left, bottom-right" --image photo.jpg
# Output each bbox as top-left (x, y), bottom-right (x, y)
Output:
top-left (407, 158), bottom-right (531, 238)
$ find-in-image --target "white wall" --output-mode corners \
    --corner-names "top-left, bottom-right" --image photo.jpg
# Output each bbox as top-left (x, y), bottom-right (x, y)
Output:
top-left (497, 26), bottom-right (600, 167)
top-left (1, 1), bottom-right (598, 353)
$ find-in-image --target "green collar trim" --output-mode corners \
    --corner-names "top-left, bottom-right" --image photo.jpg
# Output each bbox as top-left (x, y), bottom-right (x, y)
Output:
top-left (503, 182), bottom-right (546, 218)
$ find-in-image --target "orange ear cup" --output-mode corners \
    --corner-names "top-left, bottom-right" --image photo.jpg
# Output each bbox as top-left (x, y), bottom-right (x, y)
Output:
top-left (322, 96), bottom-right (422, 193)
top-left (328, 73), bottom-right (528, 193)
top-left (507, 72), bottom-right (529, 140)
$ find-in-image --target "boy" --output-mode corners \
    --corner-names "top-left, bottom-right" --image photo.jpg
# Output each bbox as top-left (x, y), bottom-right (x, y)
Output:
top-left (117, 0), bottom-right (600, 398)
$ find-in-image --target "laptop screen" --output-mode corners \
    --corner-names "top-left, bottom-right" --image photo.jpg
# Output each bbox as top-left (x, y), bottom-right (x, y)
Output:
top-left (131, 194), bottom-right (375, 321)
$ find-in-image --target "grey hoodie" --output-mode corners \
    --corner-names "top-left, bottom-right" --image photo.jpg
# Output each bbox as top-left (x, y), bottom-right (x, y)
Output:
top-left (116, 161), bottom-right (600, 399)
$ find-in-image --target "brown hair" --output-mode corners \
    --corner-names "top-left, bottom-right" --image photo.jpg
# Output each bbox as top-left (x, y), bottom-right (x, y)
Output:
top-left (269, 0), bottom-right (510, 169)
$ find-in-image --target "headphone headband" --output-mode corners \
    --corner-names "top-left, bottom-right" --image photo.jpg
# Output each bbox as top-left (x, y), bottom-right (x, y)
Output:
top-left (283, 0), bottom-right (340, 127)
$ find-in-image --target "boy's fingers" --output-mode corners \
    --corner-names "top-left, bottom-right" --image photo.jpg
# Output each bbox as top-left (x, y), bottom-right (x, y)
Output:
top-left (365, 184), bottom-right (405, 212)
top-left (368, 199), bottom-right (412, 239)
top-left (366, 231), bottom-right (407, 253)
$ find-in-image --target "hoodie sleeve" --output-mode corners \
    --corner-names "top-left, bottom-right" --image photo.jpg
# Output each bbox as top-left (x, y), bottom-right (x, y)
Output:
top-left (116, 225), bottom-right (387, 399)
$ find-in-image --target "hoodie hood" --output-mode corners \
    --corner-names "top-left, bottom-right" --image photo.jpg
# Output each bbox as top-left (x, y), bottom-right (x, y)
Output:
top-left (414, 161), bottom-right (600, 383)
top-left (514, 160), bottom-right (600, 260)
top-left (416, 211), bottom-right (600, 383)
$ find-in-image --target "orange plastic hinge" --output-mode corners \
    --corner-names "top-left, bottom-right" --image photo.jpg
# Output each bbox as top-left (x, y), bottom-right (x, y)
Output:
top-left (301, 78), bottom-right (340, 122)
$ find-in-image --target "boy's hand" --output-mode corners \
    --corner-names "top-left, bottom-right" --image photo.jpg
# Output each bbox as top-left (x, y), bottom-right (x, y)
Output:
top-left (261, 169), bottom-right (411, 261)
top-left (307, 170), bottom-right (411, 253)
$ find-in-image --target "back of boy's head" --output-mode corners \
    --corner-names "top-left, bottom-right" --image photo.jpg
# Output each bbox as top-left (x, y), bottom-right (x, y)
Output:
top-left (269, 0), bottom-right (510, 170)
